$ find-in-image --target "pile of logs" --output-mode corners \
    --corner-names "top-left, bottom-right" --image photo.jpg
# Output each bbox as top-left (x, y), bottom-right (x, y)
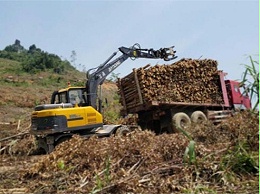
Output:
top-left (117, 58), bottom-right (224, 111)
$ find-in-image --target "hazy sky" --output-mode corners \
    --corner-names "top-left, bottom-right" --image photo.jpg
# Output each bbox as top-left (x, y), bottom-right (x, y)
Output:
top-left (0, 0), bottom-right (258, 81)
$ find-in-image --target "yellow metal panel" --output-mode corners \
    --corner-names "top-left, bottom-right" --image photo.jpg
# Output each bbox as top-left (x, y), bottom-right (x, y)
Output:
top-left (32, 106), bottom-right (103, 128)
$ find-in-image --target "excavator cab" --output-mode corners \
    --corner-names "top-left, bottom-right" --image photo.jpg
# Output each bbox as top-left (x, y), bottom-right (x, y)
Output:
top-left (51, 86), bottom-right (89, 107)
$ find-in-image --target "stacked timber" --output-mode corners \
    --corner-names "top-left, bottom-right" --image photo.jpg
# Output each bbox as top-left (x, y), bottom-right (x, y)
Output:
top-left (117, 58), bottom-right (224, 112)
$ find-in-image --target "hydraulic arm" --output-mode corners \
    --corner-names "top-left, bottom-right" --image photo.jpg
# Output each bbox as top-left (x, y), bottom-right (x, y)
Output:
top-left (86, 43), bottom-right (177, 111)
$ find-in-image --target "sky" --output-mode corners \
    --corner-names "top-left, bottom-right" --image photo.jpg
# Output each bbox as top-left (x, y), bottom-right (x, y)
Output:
top-left (0, 0), bottom-right (258, 81)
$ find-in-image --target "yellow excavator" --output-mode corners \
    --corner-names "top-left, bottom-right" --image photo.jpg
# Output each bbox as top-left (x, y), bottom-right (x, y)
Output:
top-left (30, 44), bottom-right (177, 153)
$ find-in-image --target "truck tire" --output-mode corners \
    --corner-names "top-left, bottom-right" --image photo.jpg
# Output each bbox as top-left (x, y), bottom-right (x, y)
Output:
top-left (191, 111), bottom-right (207, 123)
top-left (172, 112), bottom-right (191, 131)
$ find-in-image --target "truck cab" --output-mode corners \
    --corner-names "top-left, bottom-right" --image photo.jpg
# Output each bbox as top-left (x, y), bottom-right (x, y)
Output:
top-left (225, 80), bottom-right (251, 109)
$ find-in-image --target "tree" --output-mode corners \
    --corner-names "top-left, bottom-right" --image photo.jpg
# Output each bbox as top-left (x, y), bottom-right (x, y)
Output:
top-left (4, 39), bottom-right (25, 53)
top-left (108, 72), bottom-right (120, 82)
top-left (70, 50), bottom-right (77, 67)
top-left (28, 44), bottom-right (37, 53)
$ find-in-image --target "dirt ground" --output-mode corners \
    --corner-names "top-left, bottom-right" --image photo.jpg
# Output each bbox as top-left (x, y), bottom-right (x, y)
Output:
top-left (0, 110), bottom-right (259, 194)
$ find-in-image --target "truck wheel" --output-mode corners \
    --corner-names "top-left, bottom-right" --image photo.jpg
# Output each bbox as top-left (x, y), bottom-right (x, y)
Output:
top-left (172, 112), bottom-right (191, 131)
top-left (191, 111), bottom-right (207, 123)
top-left (115, 126), bottom-right (130, 137)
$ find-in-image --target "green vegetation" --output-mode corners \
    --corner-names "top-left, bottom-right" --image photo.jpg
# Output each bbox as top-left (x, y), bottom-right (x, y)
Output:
top-left (0, 40), bottom-right (90, 89)
top-left (108, 72), bottom-right (120, 82)
top-left (91, 156), bottom-right (112, 193)
top-left (103, 96), bottom-right (121, 124)
top-left (221, 141), bottom-right (258, 175)
top-left (0, 39), bottom-right (75, 74)
top-left (240, 55), bottom-right (259, 111)
top-left (57, 160), bottom-right (65, 170)
top-left (176, 126), bottom-right (197, 165)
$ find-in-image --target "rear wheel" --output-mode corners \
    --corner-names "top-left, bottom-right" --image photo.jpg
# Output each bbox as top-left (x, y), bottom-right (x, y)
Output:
top-left (191, 111), bottom-right (207, 123)
top-left (115, 126), bottom-right (130, 137)
top-left (34, 137), bottom-right (49, 155)
top-left (172, 112), bottom-right (191, 132)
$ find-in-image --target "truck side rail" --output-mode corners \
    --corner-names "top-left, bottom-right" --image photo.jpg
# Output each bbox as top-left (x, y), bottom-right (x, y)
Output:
top-left (121, 100), bottom-right (229, 115)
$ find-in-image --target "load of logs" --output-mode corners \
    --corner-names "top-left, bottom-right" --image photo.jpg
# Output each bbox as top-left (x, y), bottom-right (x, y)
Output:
top-left (117, 58), bottom-right (224, 112)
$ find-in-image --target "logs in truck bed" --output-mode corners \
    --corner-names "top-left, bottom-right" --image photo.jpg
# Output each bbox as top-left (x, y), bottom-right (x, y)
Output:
top-left (117, 58), bottom-right (225, 115)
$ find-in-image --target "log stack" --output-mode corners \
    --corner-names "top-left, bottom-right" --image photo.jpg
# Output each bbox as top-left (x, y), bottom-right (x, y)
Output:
top-left (117, 58), bottom-right (224, 113)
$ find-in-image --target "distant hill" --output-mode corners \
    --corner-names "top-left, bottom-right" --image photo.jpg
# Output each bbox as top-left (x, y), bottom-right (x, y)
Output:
top-left (0, 39), bottom-right (75, 74)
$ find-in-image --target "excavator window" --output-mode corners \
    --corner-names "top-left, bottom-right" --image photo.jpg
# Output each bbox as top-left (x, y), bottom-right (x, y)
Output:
top-left (69, 91), bottom-right (80, 105)
top-left (60, 93), bottom-right (67, 103)
top-left (68, 89), bottom-right (88, 106)
top-left (51, 91), bottom-right (67, 104)
top-left (51, 88), bottom-right (88, 106)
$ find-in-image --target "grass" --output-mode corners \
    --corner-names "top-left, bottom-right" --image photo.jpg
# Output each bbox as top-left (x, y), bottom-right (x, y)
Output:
top-left (0, 57), bottom-right (86, 107)
top-left (221, 141), bottom-right (258, 175)
top-left (240, 55), bottom-right (259, 111)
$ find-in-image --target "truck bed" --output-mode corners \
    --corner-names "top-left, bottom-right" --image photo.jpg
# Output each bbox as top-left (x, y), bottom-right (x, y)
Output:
top-left (117, 59), bottom-right (229, 115)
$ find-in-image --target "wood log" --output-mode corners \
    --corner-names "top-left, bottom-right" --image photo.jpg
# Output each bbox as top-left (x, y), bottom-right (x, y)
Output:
top-left (117, 58), bottom-right (224, 111)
